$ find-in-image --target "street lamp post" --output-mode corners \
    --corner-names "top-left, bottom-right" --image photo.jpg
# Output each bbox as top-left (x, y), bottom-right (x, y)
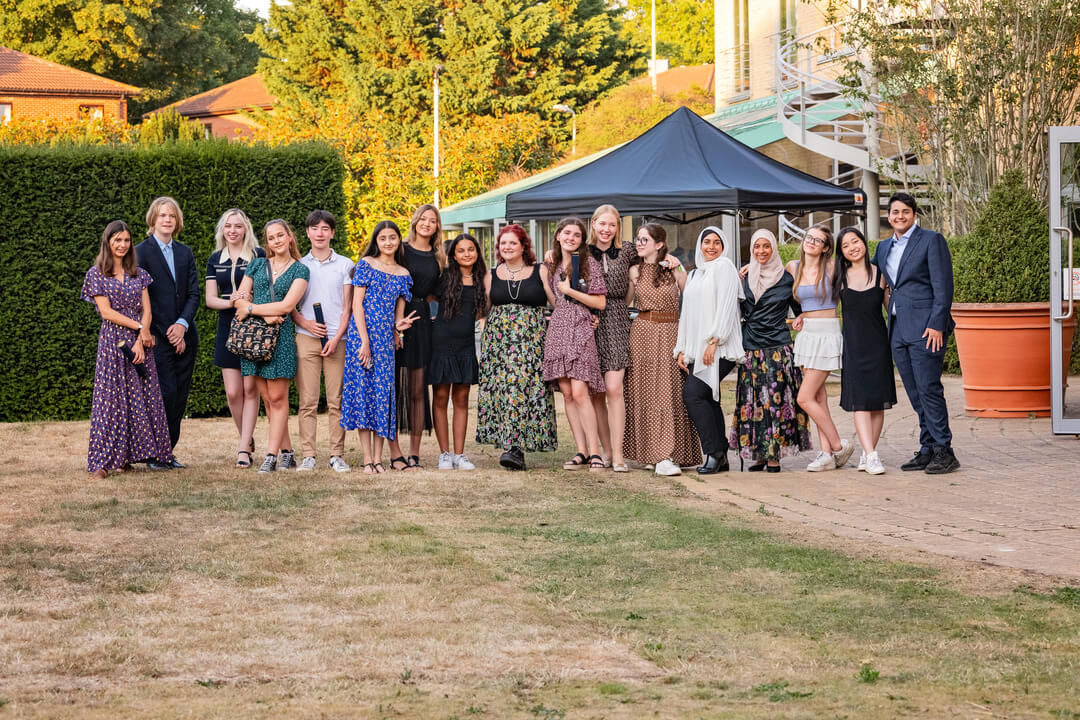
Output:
top-left (433, 64), bottom-right (442, 207)
top-left (651, 0), bottom-right (657, 94)
top-left (552, 103), bottom-right (576, 157)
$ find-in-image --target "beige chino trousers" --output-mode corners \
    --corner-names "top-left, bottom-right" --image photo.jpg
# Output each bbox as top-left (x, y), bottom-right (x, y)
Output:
top-left (295, 332), bottom-right (346, 458)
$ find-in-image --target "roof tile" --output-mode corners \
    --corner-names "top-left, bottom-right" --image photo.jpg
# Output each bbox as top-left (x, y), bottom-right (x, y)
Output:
top-left (0, 45), bottom-right (140, 96)
top-left (146, 74), bottom-right (276, 118)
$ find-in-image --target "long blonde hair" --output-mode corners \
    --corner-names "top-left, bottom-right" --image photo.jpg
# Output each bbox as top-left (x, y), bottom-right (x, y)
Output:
top-left (587, 203), bottom-right (622, 249)
top-left (263, 219), bottom-right (301, 261)
top-left (406, 203), bottom-right (446, 269)
top-left (213, 208), bottom-right (260, 262)
top-left (791, 222), bottom-right (835, 302)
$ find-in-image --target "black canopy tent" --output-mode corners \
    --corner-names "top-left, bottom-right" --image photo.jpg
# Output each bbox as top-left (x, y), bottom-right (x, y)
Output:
top-left (504, 106), bottom-right (864, 222)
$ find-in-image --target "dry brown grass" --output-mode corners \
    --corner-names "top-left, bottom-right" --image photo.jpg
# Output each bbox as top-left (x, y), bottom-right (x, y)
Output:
top-left (2, 403), bottom-right (1079, 718)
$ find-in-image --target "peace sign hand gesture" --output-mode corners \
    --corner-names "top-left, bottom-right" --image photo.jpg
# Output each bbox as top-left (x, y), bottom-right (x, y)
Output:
top-left (395, 310), bottom-right (420, 332)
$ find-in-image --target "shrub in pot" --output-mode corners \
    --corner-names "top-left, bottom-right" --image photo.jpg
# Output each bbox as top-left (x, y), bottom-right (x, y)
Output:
top-left (949, 169), bottom-right (1078, 416)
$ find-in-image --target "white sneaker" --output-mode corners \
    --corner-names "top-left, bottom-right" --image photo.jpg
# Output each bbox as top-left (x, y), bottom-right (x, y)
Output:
top-left (453, 453), bottom-right (476, 470)
top-left (832, 438), bottom-right (855, 468)
top-left (297, 456), bottom-right (317, 472)
top-left (329, 455), bottom-right (350, 473)
top-left (654, 459), bottom-right (682, 476)
top-left (806, 450), bottom-right (836, 472)
top-left (438, 451), bottom-right (454, 470)
top-left (856, 451), bottom-right (867, 472)
top-left (865, 451), bottom-right (885, 475)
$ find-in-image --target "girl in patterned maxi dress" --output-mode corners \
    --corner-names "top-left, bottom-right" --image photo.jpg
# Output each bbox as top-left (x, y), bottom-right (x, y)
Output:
top-left (540, 217), bottom-right (608, 472)
top-left (341, 221), bottom-right (419, 474)
top-left (83, 220), bottom-right (173, 478)
top-left (231, 220), bottom-right (310, 474)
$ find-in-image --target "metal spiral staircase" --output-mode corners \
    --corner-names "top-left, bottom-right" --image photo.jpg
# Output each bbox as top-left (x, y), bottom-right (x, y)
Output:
top-left (774, 22), bottom-right (927, 241)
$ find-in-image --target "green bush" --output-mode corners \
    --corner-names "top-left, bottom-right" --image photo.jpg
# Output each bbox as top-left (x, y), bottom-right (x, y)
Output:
top-left (0, 141), bottom-right (346, 421)
top-left (945, 169), bottom-right (1080, 372)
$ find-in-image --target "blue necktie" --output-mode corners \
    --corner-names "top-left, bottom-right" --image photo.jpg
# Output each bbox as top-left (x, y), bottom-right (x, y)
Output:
top-left (161, 243), bottom-right (176, 281)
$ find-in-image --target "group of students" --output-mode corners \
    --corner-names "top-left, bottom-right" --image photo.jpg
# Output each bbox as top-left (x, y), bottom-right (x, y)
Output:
top-left (83, 192), bottom-right (960, 478)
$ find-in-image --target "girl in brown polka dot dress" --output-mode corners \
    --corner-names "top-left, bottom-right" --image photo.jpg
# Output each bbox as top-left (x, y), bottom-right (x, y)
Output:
top-left (624, 223), bottom-right (700, 476)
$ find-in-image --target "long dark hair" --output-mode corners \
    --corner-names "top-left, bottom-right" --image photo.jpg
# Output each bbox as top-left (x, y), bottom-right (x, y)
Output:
top-left (546, 217), bottom-right (591, 291)
top-left (441, 233), bottom-right (489, 321)
top-left (834, 225), bottom-right (872, 293)
top-left (95, 220), bottom-right (137, 277)
top-left (630, 222), bottom-right (674, 288)
top-left (353, 220), bottom-right (405, 277)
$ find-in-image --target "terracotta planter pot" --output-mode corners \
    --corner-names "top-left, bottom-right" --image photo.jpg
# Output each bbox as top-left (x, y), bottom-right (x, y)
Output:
top-left (952, 302), bottom-right (1076, 418)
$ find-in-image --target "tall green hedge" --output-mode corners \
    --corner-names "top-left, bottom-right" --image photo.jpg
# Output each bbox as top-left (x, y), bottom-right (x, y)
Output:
top-left (0, 141), bottom-right (346, 422)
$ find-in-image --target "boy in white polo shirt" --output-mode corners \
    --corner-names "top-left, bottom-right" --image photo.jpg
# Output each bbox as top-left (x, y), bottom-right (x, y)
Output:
top-left (291, 210), bottom-right (355, 472)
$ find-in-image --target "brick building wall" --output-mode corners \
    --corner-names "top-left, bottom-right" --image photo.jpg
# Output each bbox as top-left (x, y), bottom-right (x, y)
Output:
top-left (0, 94), bottom-right (126, 122)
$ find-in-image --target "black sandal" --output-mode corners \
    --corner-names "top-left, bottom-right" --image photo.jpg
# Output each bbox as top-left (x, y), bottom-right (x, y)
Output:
top-left (373, 462), bottom-right (386, 473)
top-left (236, 450), bottom-right (252, 468)
top-left (390, 456), bottom-right (410, 471)
top-left (407, 455), bottom-right (423, 469)
top-left (563, 452), bottom-right (587, 470)
top-left (364, 463), bottom-right (377, 474)
top-left (587, 454), bottom-right (606, 471)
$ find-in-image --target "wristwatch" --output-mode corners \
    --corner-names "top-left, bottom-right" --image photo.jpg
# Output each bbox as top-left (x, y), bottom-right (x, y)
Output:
top-left (248, 304), bottom-right (254, 315)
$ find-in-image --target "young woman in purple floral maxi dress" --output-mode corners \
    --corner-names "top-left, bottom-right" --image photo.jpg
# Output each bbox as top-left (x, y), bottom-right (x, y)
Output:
top-left (82, 221), bottom-right (173, 478)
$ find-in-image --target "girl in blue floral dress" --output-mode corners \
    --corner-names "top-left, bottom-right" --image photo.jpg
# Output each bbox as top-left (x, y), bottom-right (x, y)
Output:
top-left (341, 221), bottom-right (418, 474)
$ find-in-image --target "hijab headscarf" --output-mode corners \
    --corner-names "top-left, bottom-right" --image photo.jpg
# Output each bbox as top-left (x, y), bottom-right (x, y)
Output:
top-left (747, 228), bottom-right (784, 302)
top-left (673, 226), bottom-right (744, 400)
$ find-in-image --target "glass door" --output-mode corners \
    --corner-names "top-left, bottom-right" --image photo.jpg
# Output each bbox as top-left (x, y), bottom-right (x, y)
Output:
top-left (1049, 127), bottom-right (1080, 434)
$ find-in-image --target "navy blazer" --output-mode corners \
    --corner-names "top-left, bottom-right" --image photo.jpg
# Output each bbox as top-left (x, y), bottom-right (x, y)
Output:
top-left (871, 225), bottom-right (955, 343)
top-left (135, 236), bottom-right (200, 344)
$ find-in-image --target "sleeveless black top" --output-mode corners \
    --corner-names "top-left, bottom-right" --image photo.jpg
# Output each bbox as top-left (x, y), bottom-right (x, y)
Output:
top-left (489, 265), bottom-right (546, 307)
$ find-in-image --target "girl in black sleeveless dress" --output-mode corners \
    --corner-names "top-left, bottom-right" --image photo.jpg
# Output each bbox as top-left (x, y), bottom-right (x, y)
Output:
top-left (837, 227), bottom-right (896, 474)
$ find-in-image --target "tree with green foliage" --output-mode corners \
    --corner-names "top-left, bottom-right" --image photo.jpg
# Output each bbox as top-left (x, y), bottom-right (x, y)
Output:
top-left (573, 82), bottom-right (712, 157)
top-left (253, 0), bottom-right (643, 134)
top-left (621, 0), bottom-right (713, 67)
top-left (0, 0), bottom-right (262, 117)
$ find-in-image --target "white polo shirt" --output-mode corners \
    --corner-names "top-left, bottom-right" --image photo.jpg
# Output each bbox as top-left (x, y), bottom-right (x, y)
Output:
top-left (297, 249), bottom-right (355, 338)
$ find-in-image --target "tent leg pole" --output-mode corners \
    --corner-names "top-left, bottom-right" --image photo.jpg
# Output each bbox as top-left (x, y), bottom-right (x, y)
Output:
top-left (722, 213), bottom-right (740, 268)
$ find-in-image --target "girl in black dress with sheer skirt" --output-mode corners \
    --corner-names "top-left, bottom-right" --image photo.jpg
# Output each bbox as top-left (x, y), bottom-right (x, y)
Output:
top-left (388, 204), bottom-right (443, 470)
top-left (836, 226), bottom-right (896, 475)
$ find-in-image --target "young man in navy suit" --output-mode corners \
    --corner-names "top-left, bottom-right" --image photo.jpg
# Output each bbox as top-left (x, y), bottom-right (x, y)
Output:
top-left (135, 196), bottom-right (199, 468)
top-left (872, 192), bottom-right (959, 474)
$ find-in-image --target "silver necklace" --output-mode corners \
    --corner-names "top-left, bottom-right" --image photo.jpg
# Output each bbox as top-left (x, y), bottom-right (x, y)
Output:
top-left (505, 262), bottom-right (526, 301)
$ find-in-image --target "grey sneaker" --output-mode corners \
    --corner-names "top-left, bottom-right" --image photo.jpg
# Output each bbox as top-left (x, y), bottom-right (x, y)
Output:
top-left (278, 450), bottom-right (297, 470)
top-left (438, 451), bottom-right (454, 470)
top-left (329, 455), bottom-right (350, 473)
top-left (257, 454), bottom-right (277, 474)
top-left (806, 450), bottom-right (836, 472)
top-left (832, 438), bottom-right (855, 468)
top-left (453, 453), bottom-right (475, 470)
top-left (297, 456), bottom-right (316, 472)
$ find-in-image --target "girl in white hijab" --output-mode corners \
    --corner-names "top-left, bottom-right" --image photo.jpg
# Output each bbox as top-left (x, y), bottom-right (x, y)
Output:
top-left (674, 226), bottom-right (744, 473)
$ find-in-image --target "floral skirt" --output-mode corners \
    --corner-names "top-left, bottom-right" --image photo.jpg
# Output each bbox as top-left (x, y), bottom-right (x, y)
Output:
top-left (729, 344), bottom-right (812, 463)
top-left (476, 304), bottom-right (558, 452)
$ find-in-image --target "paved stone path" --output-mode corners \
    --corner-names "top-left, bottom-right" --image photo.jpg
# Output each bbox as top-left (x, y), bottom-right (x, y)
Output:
top-left (690, 375), bottom-right (1080, 580)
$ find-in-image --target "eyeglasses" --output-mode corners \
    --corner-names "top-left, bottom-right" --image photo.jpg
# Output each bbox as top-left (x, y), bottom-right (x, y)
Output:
top-left (635, 236), bottom-right (654, 244)
top-left (804, 235), bottom-right (828, 246)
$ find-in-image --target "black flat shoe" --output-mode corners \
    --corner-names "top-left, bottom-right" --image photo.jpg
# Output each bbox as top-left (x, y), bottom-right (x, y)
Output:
top-left (146, 461), bottom-right (172, 471)
top-left (499, 446), bottom-right (526, 471)
top-left (766, 464), bottom-right (781, 473)
top-left (168, 459), bottom-right (186, 469)
top-left (747, 462), bottom-right (766, 472)
top-left (695, 453), bottom-right (729, 474)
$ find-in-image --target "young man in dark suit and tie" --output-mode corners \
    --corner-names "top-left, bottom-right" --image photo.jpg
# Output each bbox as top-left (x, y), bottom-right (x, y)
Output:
top-left (872, 192), bottom-right (960, 474)
top-left (135, 196), bottom-right (199, 468)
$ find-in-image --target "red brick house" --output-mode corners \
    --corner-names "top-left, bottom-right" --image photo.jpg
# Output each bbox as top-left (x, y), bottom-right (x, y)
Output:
top-left (145, 74), bottom-right (276, 139)
top-left (0, 45), bottom-right (140, 123)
